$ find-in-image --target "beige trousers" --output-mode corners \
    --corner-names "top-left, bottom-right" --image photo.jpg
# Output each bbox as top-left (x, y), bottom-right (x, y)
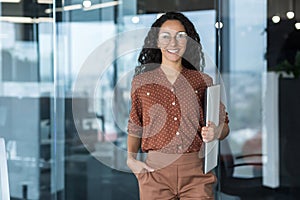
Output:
top-left (135, 151), bottom-right (217, 200)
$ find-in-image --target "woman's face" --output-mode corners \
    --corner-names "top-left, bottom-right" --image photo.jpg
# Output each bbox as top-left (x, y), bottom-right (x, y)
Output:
top-left (157, 20), bottom-right (187, 64)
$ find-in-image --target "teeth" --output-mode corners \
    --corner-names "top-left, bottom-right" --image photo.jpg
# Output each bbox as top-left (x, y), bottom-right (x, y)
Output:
top-left (167, 49), bottom-right (179, 53)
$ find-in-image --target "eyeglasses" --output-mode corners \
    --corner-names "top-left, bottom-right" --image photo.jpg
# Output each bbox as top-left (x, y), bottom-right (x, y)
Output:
top-left (158, 31), bottom-right (188, 45)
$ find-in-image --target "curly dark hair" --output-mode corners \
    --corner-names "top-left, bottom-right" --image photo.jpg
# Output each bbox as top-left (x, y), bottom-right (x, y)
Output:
top-left (135, 12), bottom-right (205, 76)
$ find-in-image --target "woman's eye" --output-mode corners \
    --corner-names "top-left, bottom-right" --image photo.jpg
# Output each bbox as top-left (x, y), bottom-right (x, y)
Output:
top-left (161, 34), bottom-right (170, 39)
top-left (177, 32), bottom-right (187, 39)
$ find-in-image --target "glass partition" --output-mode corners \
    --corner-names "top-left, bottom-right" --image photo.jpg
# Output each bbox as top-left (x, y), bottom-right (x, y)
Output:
top-left (218, 0), bottom-right (269, 199)
top-left (0, 1), bottom-right (54, 199)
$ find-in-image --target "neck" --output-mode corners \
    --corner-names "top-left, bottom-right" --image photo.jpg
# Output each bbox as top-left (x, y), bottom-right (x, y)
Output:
top-left (160, 64), bottom-right (182, 76)
top-left (161, 60), bottom-right (183, 72)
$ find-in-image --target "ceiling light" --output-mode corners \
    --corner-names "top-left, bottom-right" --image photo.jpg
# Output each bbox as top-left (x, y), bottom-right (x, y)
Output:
top-left (37, 0), bottom-right (52, 4)
top-left (45, 1), bottom-right (118, 13)
top-left (45, 4), bottom-right (82, 14)
top-left (83, 1), bottom-right (119, 11)
top-left (63, 4), bottom-right (82, 11)
top-left (0, 16), bottom-right (53, 24)
top-left (286, 11), bottom-right (295, 19)
top-left (295, 22), bottom-right (300, 30)
top-left (82, 0), bottom-right (92, 8)
top-left (0, 16), bottom-right (33, 23)
top-left (272, 15), bottom-right (280, 23)
top-left (0, 0), bottom-right (21, 3)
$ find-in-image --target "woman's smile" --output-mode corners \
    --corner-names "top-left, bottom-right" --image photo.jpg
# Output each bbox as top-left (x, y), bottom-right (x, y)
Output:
top-left (166, 49), bottom-right (180, 54)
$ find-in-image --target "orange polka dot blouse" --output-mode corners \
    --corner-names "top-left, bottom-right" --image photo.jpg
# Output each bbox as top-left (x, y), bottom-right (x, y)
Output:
top-left (128, 67), bottom-right (229, 154)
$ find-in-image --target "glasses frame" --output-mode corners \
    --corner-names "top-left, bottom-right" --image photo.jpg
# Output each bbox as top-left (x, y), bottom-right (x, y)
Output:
top-left (158, 31), bottom-right (188, 45)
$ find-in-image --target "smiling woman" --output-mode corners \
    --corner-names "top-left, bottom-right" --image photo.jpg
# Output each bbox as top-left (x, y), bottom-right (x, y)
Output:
top-left (127, 12), bottom-right (230, 200)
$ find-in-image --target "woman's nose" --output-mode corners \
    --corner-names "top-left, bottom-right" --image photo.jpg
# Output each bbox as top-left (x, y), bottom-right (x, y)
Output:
top-left (169, 36), bottom-right (178, 46)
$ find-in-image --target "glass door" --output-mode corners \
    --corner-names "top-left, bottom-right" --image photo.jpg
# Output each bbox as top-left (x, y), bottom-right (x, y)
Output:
top-left (0, 1), bottom-right (54, 199)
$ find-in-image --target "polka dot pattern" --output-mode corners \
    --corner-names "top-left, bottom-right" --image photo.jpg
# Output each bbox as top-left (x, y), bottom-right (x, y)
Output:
top-left (128, 67), bottom-right (229, 153)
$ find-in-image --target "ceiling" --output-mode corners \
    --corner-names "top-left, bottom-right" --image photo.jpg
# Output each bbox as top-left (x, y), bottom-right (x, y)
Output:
top-left (268, 0), bottom-right (300, 20)
top-left (0, 0), bottom-right (299, 23)
top-left (0, 0), bottom-right (214, 20)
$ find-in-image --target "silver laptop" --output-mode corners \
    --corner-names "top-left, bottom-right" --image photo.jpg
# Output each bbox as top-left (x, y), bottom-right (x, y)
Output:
top-left (0, 138), bottom-right (10, 200)
top-left (203, 84), bottom-right (220, 174)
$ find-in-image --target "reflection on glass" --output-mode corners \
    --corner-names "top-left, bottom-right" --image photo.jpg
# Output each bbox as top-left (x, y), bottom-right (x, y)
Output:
top-left (219, 0), bottom-right (267, 199)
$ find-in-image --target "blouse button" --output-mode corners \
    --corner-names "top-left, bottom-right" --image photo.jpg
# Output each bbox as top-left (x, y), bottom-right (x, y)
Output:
top-left (172, 102), bottom-right (176, 106)
top-left (195, 90), bottom-right (198, 94)
top-left (176, 132), bottom-right (180, 136)
top-left (174, 117), bottom-right (177, 121)
top-left (171, 88), bottom-right (175, 93)
top-left (146, 92), bottom-right (150, 96)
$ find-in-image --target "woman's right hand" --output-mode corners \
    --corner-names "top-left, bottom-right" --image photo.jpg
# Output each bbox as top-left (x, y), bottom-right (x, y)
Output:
top-left (127, 157), bottom-right (155, 174)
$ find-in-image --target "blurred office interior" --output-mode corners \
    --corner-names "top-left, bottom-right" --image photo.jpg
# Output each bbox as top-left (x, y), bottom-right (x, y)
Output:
top-left (0, 0), bottom-right (300, 199)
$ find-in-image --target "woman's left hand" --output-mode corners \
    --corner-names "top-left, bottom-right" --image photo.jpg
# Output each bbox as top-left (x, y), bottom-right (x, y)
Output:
top-left (201, 121), bottom-right (220, 143)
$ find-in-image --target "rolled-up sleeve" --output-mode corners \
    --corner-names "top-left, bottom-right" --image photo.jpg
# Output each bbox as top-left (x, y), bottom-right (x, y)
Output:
top-left (219, 103), bottom-right (229, 125)
top-left (127, 78), bottom-right (143, 137)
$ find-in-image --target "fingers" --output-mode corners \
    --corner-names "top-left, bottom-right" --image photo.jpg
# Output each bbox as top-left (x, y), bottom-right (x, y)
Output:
top-left (136, 163), bottom-right (155, 174)
top-left (129, 159), bottom-right (155, 174)
top-left (202, 121), bottom-right (218, 143)
top-left (201, 125), bottom-right (215, 143)
top-left (143, 163), bottom-right (155, 172)
top-left (207, 121), bottom-right (216, 128)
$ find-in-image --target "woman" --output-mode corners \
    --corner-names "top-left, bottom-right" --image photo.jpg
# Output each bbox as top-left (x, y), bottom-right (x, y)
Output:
top-left (127, 12), bottom-right (229, 200)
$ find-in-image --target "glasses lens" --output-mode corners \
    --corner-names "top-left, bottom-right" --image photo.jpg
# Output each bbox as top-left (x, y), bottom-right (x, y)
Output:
top-left (158, 32), bottom-right (187, 45)
top-left (158, 32), bottom-right (171, 44)
top-left (176, 32), bottom-right (187, 43)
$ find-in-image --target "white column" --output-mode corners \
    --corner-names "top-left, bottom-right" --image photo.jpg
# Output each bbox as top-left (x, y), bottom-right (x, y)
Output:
top-left (262, 72), bottom-right (279, 188)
